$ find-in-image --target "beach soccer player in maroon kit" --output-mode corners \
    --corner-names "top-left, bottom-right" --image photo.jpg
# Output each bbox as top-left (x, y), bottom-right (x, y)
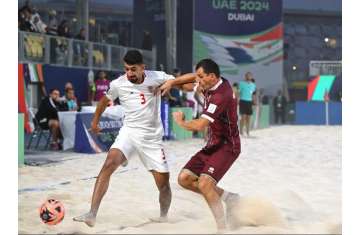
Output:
top-left (159, 59), bottom-right (241, 233)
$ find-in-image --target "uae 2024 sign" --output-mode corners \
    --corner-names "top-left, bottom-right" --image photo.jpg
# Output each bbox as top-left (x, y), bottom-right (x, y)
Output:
top-left (193, 0), bottom-right (283, 93)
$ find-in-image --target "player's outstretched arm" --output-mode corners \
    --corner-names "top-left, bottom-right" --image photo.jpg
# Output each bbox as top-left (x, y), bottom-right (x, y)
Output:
top-left (90, 96), bottom-right (110, 134)
top-left (172, 111), bottom-right (210, 132)
top-left (159, 73), bottom-right (197, 95)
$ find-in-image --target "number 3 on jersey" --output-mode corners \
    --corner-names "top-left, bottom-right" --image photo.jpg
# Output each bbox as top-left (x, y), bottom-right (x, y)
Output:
top-left (140, 93), bottom-right (146, 104)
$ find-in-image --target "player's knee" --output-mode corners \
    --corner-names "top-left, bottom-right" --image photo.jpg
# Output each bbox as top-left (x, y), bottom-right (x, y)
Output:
top-left (103, 154), bottom-right (122, 171)
top-left (198, 176), bottom-right (214, 194)
top-left (177, 172), bottom-right (191, 188)
top-left (50, 120), bottom-right (59, 128)
top-left (103, 160), bottom-right (120, 173)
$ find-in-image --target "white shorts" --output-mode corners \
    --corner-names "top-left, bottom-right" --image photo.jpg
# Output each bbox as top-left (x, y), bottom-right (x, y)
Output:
top-left (110, 127), bottom-right (169, 172)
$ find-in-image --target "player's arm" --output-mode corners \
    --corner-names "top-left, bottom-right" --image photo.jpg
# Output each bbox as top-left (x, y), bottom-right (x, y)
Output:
top-left (172, 111), bottom-right (210, 132)
top-left (90, 96), bottom-right (110, 134)
top-left (178, 83), bottom-right (196, 92)
top-left (159, 73), bottom-right (197, 95)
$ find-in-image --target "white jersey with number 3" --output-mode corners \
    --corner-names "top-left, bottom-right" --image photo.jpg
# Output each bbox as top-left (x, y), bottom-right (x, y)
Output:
top-left (106, 70), bottom-right (174, 139)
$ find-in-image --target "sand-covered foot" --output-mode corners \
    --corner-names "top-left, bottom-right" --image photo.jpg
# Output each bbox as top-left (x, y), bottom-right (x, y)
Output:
top-left (73, 212), bottom-right (96, 227)
top-left (225, 193), bottom-right (240, 208)
top-left (224, 193), bottom-right (240, 229)
top-left (216, 227), bottom-right (227, 234)
top-left (149, 216), bottom-right (168, 223)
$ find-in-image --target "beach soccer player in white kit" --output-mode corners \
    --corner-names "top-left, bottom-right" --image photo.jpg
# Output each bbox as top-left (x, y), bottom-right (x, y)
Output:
top-left (73, 50), bottom-right (194, 227)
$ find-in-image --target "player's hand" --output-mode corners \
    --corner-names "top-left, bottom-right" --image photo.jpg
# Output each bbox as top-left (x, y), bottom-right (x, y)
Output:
top-left (89, 122), bottom-right (102, 135)
top-left (159, 80), bottom-right (174, 96)
top-left (172, 111), bottom-right (184, 124)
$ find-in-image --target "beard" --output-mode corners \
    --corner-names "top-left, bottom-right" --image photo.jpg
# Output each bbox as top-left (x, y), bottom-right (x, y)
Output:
top-left (128, 74), bottom-right (145, 84)
top-left (127, 75), bottom-right (139, 83)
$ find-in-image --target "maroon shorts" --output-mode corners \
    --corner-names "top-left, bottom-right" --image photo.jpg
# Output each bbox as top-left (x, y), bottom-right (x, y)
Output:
top-left (183, 144), bottom-right (240, 183)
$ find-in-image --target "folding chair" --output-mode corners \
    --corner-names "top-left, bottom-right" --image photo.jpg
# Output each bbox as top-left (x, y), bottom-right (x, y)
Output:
top-left (26, 108), bottom-right (52, 150)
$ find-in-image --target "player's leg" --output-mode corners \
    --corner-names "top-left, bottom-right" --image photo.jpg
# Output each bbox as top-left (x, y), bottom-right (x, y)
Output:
top-left (178, 151), bottom-right (231, 196)
top-left (48, 119), bottom-right (60, 149)
top-left (239, 101), bottom-right (245, 135)
top-left (178, 169), bottom-right (239, 232)
top-left (73, 148), bottom-right (127, 226)
top-left (243, 114), bottom-right (249, 136)
top-left (178, 169), bottom-right (201, 193)
top-left (178, 169), bottom-right (224, 196)
top-left (135, 139), bottom-right (172, 222)
top-left (90, 149), bottom-right (126, 215)
top-left (198, 174), bottom-right (226, 232)
top-left (239, 114), bottom-right (245, 135)
top-left (151, 171), bottom-right (172, 221)
top-left (198, 147), bottom-right (240, 232)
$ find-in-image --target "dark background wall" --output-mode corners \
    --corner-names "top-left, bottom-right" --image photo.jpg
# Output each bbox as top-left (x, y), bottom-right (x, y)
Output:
top-left (177, 0), bottom-right (193, 73)
top-left (43, 65), bottom-right (89, 102)
top-left (133, 0), bottom-right (167, 70)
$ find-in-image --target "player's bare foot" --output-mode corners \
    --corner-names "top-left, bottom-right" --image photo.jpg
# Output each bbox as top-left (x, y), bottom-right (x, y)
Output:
top-left (224, 193), bottom-right (240, 230)
top-left (216, 227), bottom-right (227, 234)
top-left (73, 212), bottom-right (96, 227)
top-left (149, 216), bottom-right (168, 223)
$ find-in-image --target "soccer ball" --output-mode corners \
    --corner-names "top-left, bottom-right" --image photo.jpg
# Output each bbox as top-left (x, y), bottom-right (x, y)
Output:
top-left (39, 199), bottom-right (65, 225)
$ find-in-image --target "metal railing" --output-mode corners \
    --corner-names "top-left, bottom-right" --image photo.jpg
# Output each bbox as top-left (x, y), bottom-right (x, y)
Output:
top-left (18, 31), bottom-right (156, 71)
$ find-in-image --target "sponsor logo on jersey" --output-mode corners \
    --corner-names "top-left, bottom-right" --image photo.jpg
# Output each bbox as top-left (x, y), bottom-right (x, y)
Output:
top-left (208, 167), bottom-right (215, 174)
top-left (207, 103), bottom-right (217, 114)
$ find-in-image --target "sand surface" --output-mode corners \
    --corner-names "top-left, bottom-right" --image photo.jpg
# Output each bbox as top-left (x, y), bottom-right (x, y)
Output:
top-left (19, 125), bottom-right (341, 234)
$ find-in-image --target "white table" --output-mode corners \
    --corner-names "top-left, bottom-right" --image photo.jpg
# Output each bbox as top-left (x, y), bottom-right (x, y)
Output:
top-left (58, 111), bottom-right (80, 150)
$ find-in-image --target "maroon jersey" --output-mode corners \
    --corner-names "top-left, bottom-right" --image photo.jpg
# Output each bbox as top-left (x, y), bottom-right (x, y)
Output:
top-left (201, 78), bottom-right (241, 154)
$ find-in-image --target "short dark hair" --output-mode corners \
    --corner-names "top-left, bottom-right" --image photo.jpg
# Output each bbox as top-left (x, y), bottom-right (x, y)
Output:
top-left (123, 50), bottom-right (143, 65)
top-left (49, 88), bottom-right (59, 94)
top-left (195, 59), bottom-right (220, 77)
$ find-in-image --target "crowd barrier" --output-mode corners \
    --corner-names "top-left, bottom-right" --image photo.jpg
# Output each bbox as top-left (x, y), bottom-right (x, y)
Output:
top-left (19, 31), bottom-right (156, 71)
top-left (295, 101), bottom-right (342, 125)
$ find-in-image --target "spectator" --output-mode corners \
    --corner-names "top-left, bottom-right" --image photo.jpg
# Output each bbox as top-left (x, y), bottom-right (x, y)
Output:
top-left (54, 37), bottom-right (69, 64)
top-left (35, 89), bottom-right (63, 150)
top-left (46, 10), bottom-right (58, 36)
top-left (94, 71), bottom-right (110, 102)
top-left (65, 88), bottom-right (80, 111)
top-left (65, 82), bottom-right (73, 90)
top-left (75, 28), bottom-right (86, 40)
top-left (141, 30), bottom-right (153, 50)
top-left (18, 6), bottom-right (35, 32)
top-left (59, 82), bottom-right (75, 102)
top-left (239, 72), bottom-right (256, 136)
top-left (74, 28), bottom-right (87, 65)
top-left (57, 20), bottom-right (71, 38)
top-left (259, 88), bottom-right (270, 105)
top-left (273, 90), bottom-right (288, 124)
top-left (30, 10), bottom-right (47, 33)
top-left (18, 2), bottom-right (46, 33)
